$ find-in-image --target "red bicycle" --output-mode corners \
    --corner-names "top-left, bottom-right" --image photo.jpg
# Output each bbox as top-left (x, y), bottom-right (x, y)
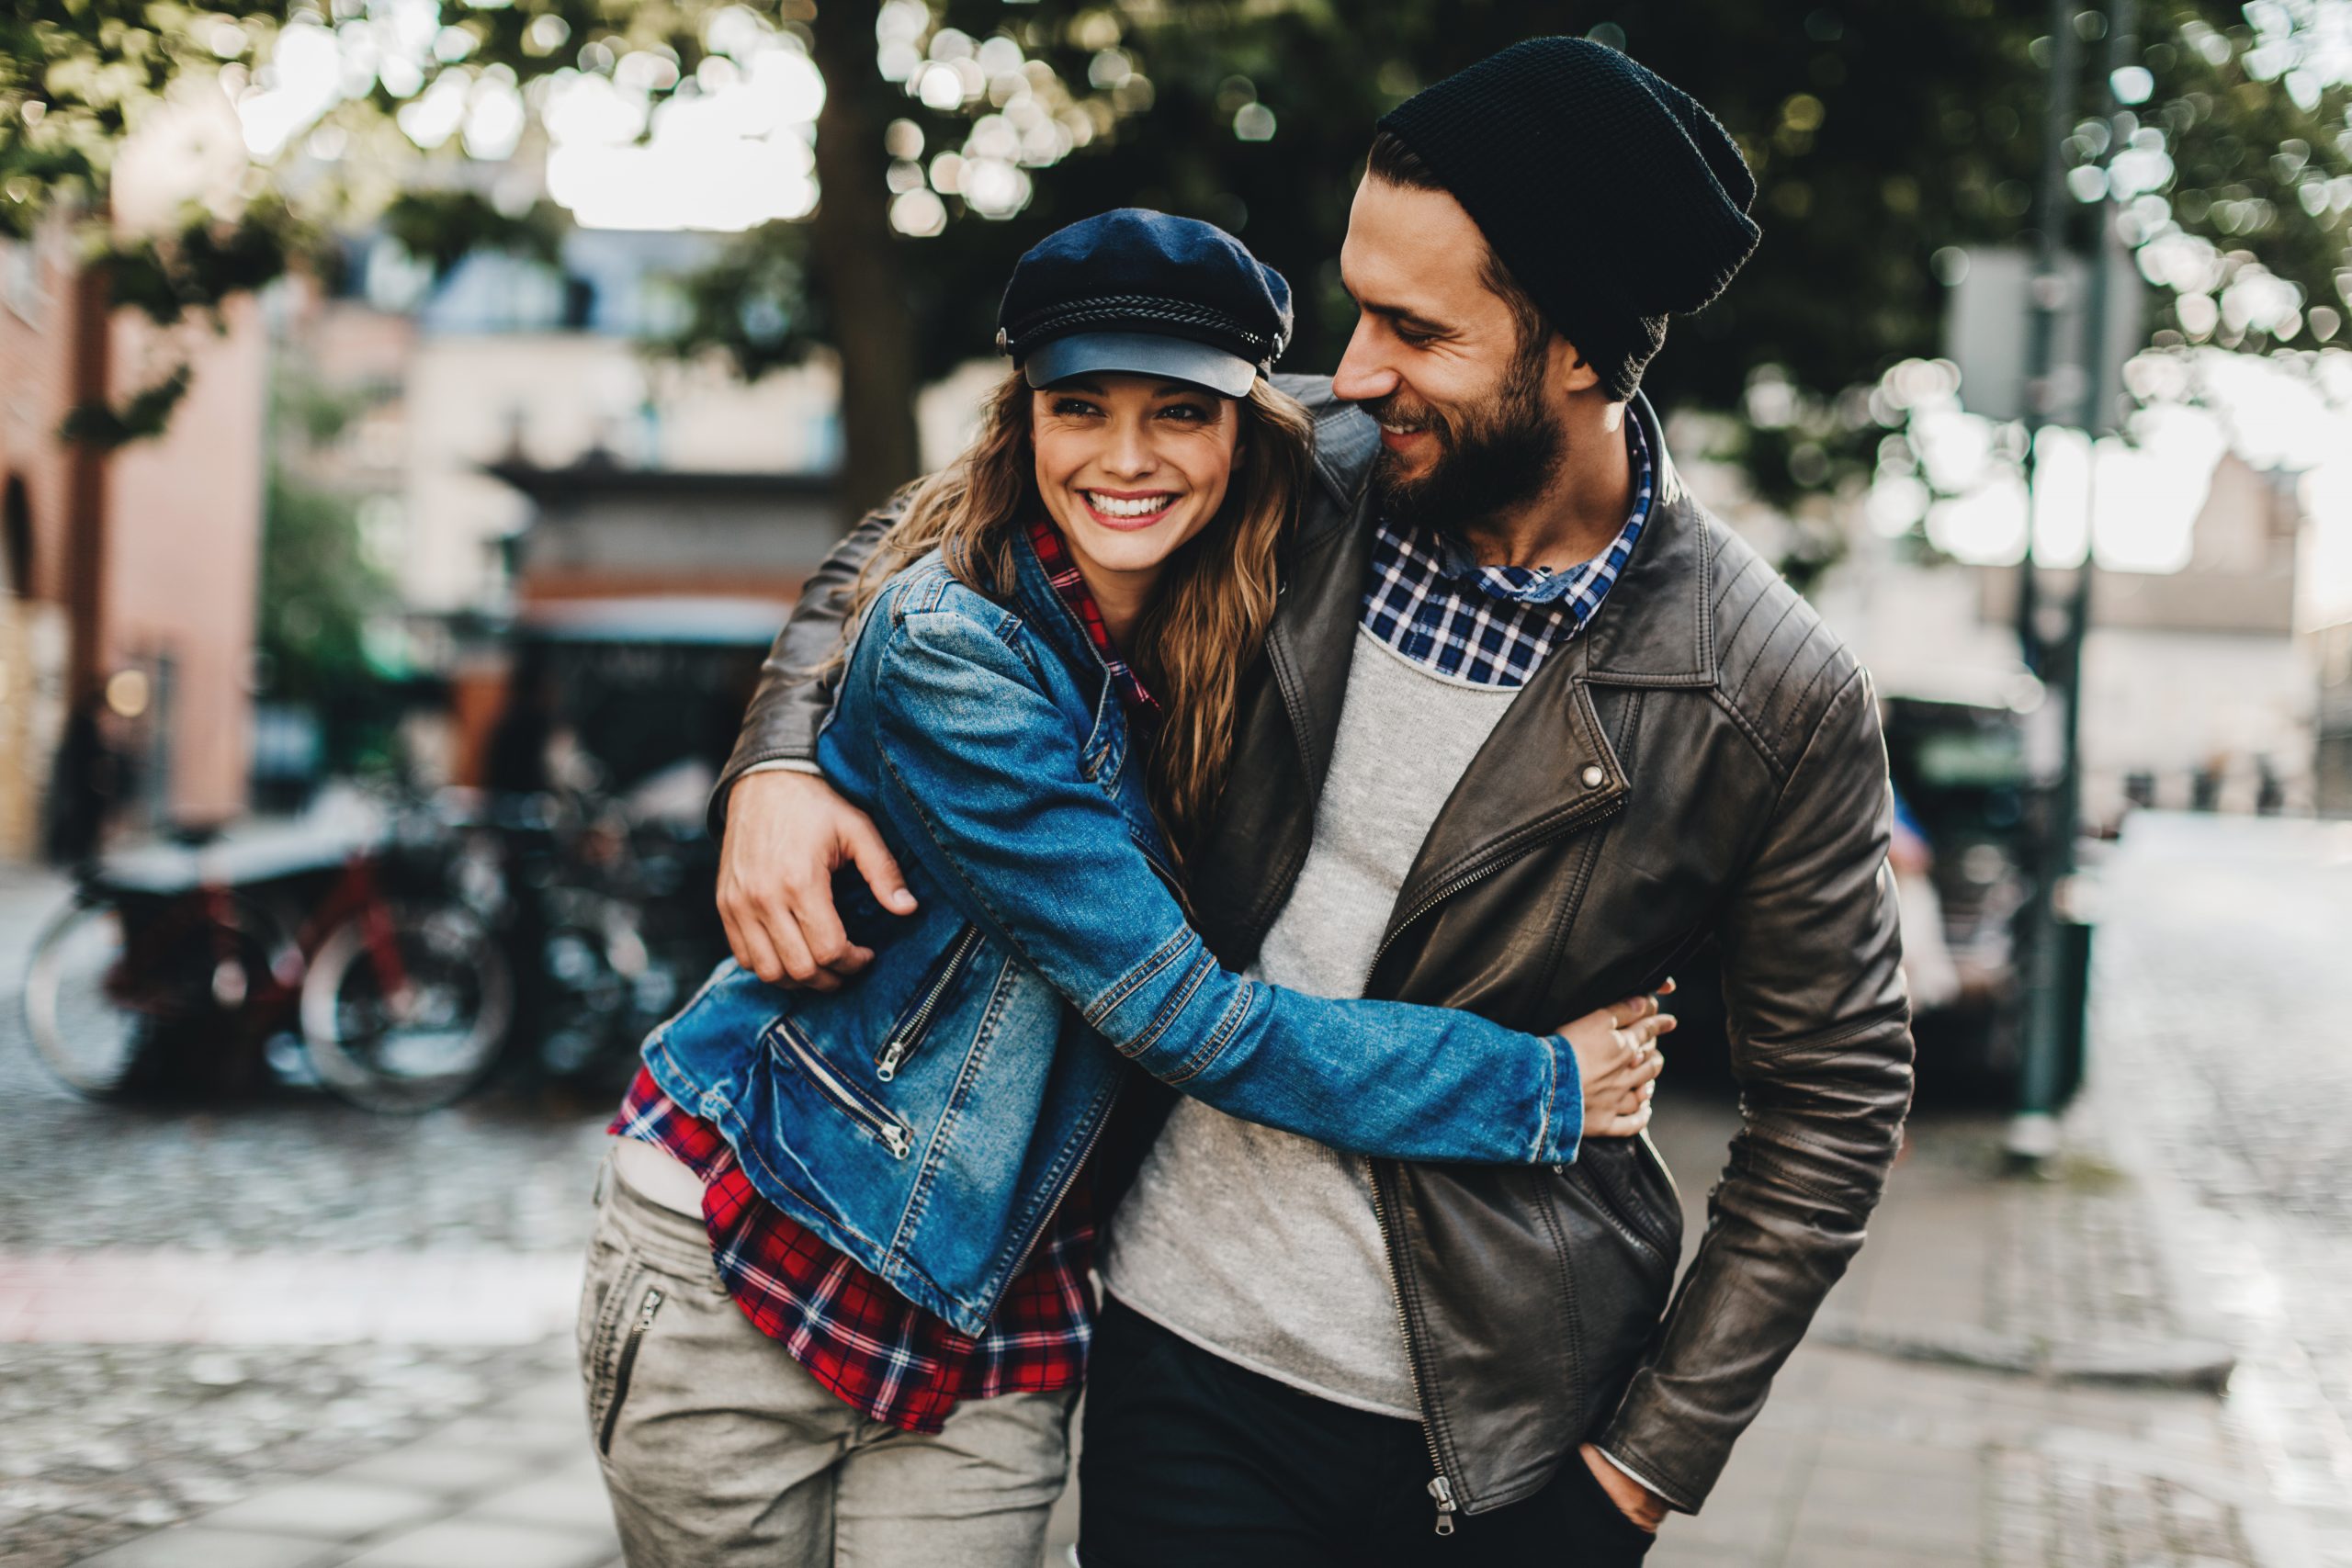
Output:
top-left (21, 804), bottom-right (513, 1112)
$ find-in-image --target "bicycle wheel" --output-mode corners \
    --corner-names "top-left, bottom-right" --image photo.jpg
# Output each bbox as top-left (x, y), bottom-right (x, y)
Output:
top-left (300, 901), bottom-right (514, 1113)
top-left (21, 893), bottom-right (293, 1100)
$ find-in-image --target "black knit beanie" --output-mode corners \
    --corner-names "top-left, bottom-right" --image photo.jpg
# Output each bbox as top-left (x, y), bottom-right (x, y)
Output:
top-left (1377, 39), bottom-right (1761, 400)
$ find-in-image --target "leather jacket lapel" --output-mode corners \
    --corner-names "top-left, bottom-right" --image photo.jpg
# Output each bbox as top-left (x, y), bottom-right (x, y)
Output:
top-left (1375, 634), bottom-right (1629, 968)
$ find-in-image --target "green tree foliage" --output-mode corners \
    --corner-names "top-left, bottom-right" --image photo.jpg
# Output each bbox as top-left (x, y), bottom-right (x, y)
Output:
top-left (256, 370), bottom-right (399, 766)
top-left (5, 0), bottom-right (2347, 511)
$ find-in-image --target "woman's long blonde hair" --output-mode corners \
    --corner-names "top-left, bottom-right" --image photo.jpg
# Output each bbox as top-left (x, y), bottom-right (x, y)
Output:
top-left (841, 369), bottom-right (1314, 864)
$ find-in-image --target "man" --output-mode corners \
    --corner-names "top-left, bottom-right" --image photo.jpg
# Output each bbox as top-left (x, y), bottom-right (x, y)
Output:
top-left (711, 39), bottom-right (1912, 1564)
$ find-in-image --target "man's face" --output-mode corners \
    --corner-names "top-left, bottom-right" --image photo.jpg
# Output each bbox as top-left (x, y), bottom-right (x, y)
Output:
top-left (1332, 175), bottom-right (1581, 535)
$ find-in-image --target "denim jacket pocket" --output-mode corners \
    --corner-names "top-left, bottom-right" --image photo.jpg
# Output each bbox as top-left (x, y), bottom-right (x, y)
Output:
top-left (763, 1013), bottom-right (917, 1161)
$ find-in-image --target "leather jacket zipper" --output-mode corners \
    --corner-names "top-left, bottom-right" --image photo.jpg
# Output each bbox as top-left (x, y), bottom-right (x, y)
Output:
top-left (1353, 795), bottom-right (1629, 1533)
top-left (597, 1284), bottom-right (664, 1454)
top-left (1367, 1156), bottom-right (1457, 1535)
top-left (768, 1017), bottom-right (914, 1159)
top-left (1580, 1161), bottom-right (1668, 1262)
top-left (1367, 794), bottom-right (1627, 977)
top-left (876, 923), bottom-right (982, 1082)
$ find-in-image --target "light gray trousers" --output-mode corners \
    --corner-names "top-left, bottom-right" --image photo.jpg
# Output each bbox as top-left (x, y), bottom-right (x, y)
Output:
top-left (577, 1148), bottom-right (1078, 1568)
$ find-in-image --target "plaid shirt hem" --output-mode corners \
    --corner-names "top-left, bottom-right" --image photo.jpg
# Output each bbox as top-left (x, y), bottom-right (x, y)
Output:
top-left (610, 1069), bottom-right (1094, 1434)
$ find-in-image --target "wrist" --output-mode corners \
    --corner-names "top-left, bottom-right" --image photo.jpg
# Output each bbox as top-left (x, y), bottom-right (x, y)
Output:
top-left (1579, 1443), bottom-right (1668, 1530)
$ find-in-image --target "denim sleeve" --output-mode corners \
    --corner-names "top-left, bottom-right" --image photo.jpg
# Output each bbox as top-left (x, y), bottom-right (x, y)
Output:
top-left (869, 604), bottom-right (1580, 1168)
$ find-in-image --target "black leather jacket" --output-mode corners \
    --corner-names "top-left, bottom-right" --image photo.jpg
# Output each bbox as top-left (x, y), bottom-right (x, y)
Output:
top-left (710, 378), bottom-right (1915, 1517)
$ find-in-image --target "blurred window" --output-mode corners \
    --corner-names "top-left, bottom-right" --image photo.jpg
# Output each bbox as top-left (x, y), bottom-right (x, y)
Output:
top-left (3, 474), bottom-right (31, 598)
top-left (0, 238), bottom-right (43, 326)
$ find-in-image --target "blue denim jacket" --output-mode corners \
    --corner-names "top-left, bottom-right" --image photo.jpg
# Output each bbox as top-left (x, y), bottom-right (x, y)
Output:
top-left (645, 539), bottom-right (1581, 1338)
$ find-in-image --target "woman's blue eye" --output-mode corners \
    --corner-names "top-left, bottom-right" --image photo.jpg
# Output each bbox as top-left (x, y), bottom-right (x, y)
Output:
top-left (1159, 403), bottom-right (1211, 422)
top-left (1052, 398), bottom-right (1099, 416)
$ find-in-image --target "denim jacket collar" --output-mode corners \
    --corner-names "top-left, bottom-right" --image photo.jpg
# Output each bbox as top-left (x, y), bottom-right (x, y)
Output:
top-left (1007, 525), bottom-right (1133, 790)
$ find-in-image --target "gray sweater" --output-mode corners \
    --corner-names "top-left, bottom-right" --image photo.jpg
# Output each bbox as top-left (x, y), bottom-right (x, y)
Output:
top-left (1099, 626), bottom-right (1521, 1416)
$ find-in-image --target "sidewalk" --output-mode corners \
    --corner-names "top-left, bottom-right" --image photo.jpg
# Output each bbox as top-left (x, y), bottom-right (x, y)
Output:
top-left (66, 1375), bottom-right (621, 1568)
top-left (54, 1090), bottom-right (2289, 1568)
top-left (1637, 1099), bottom-right (2283, 1568)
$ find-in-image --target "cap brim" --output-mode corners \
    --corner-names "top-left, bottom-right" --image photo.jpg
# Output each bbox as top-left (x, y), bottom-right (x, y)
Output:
top-left (1022, 332), bottom-right (1258, 399)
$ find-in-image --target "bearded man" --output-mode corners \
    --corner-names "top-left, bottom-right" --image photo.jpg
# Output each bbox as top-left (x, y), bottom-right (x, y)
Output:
top-left (704, 39), bottom-right (1913, 1567)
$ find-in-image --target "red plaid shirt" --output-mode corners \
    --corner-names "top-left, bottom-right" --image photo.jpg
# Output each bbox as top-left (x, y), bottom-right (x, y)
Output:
top-left (609, 1070), bottom-right (1092, 1433)
top-left (609, 523), bottom-right (1152, 1433)
top-left (1027, 518), bottom-right (1160, 718)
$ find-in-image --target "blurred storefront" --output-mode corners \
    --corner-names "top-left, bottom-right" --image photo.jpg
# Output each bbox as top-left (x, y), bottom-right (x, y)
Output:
top-left (0, 214), bottom-right (266, 864)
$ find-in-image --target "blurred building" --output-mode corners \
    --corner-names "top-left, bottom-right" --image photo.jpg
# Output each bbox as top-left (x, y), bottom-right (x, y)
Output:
top-left (391, 231), bottom-right (843, 621)
top-left (0, 213), bottom-right (266, 863)
top-left (1801, 453), bottom-right (2313, 829)
top-left (272, 229), bottom-right (1010, 796)
top-left (2318, 618), bottom-right (2352, 817)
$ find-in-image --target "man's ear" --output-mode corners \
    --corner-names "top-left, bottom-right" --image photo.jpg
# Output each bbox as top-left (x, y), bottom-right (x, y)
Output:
top-left (1550, 333), bottom-right (1602, 396)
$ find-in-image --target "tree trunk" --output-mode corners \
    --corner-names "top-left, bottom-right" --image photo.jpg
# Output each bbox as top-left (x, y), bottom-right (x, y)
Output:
top-left (808, 0), bottom-right (922, 525)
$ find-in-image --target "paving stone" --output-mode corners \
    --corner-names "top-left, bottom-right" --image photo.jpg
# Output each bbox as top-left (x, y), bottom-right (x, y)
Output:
top-left (460, 1469), bottom-right (615, 1531)
top-left (198, 1479), bottom-right (442, 1540)
top-left (340, 1517), bottom-right (616, 1568)
top-left (70, 1525), bottom-right (339, 1568)
top-left (324, 1440), bottom-right (546, 1499)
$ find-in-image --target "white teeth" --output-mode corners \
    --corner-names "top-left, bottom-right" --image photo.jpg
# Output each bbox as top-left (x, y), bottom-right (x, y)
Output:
top-left (1086, 492), bottom-right (1171, 518)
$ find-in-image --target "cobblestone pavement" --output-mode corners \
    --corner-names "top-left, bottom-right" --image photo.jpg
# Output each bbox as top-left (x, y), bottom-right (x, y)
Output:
top-left (0, 862), bottom-right (622, 1566)
top-left (2084, 814), bottom-right (2352, 1562)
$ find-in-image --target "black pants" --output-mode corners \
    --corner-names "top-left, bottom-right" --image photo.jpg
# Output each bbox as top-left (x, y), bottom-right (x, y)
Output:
top-left (1078, 1298), bottom-right (1659, 1568)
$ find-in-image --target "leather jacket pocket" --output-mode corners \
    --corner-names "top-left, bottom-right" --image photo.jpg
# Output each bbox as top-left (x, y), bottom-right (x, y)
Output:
top-left (1575, 1136), bottom-right (1682, 1265)
top-left (1549, 1147), bottom-right (1681, 1427)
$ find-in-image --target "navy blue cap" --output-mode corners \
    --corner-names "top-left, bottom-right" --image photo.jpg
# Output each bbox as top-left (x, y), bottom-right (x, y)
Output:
top-left (997, 209), bottom-right (1293, 399)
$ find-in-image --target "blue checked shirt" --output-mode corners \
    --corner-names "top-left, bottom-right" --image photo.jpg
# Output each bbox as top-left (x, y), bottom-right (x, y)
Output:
top-left (1361, 418), bottom-right (1654, 686)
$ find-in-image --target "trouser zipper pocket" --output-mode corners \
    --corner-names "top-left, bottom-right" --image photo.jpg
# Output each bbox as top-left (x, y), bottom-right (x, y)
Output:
top-left (597, 1284), bottom-right (664, 1455)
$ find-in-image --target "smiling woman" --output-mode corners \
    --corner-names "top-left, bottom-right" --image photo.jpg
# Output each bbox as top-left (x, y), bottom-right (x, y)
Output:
top-left (1029, 376), bottom-right (1239, 643)
top-left (843, 353), bottom-right (1309, 862)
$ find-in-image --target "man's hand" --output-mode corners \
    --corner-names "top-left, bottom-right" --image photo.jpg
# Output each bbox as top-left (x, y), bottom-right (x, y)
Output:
top-left (717, 771), bottom-right (916, 991)
top-left (1579, 1443), bottom-right (1667, 1534)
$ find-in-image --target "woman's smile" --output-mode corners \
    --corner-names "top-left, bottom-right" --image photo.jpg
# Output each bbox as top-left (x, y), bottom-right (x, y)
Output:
top-left (1080, 488), bottom-right (1182, 528)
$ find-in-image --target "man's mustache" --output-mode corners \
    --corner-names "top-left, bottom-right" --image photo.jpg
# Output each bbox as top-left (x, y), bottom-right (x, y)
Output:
top-left (1363, 392), bottom-right (1450, 446)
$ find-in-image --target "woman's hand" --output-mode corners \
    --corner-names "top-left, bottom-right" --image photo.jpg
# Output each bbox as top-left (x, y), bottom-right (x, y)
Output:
top-left (1559, 980), bottom-right (1675, 1140)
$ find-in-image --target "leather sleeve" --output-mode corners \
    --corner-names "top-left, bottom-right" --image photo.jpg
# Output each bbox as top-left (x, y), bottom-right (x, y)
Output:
top-left (705, 502), bottom-right (901, 840)
top-left (1598, 666), bottom-right (1916, 1510)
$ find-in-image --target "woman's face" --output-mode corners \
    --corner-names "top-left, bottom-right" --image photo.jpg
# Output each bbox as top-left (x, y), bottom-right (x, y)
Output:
top-left (1030, 372), bottom-right (1240, 588)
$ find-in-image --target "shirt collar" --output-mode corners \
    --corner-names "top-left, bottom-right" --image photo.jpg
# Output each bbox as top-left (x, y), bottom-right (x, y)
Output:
top-left (1409, 416), bottom-right (1655, 606)
top-left (1023, 520), bottom-right (1160, 718)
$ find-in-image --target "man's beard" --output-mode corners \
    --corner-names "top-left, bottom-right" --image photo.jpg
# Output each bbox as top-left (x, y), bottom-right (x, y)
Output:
top-left (1366, 350), bottom-right (1565, 539)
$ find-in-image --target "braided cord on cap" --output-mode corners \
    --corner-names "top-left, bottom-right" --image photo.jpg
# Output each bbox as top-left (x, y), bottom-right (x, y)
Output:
top-left (1002, 294), bottom-right (1287, 363)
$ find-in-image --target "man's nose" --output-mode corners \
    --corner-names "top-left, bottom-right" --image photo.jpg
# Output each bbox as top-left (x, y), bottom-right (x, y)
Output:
top-left (1331, 318), bottom-right (1400, 404)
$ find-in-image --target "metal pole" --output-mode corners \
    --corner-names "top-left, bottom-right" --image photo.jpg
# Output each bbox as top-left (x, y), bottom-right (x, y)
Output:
top-left (2015, 0), bottom-right (2086, 678)
top-left (2012, 0), bottom-right (2131, 1160)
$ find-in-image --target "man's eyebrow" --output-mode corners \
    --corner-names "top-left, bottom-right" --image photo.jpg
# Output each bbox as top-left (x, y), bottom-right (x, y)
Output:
top-left (1359, 299), bottom-right (1452, 335)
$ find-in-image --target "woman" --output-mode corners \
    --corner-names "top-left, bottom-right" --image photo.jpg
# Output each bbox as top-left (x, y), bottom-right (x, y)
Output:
top-left (579, 210), bottom-right (1673, 1567)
